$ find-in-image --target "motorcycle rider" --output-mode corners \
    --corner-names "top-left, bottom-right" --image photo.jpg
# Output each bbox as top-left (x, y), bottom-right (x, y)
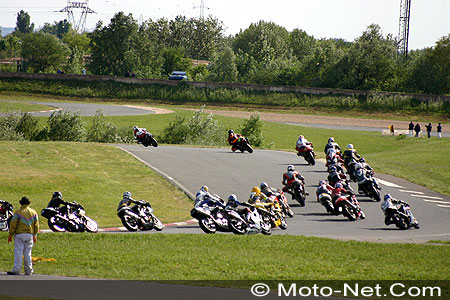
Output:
top-left (316, 180), bottom-right (334, 202)
top-left (324, 137), bottom-right (341, 155)
top-left (248, 187), bottom-right (270, 204)
top-left (195, 185), bottom-right (221, 206)
top-left (327, 166), bottom-right (347, 187)
top-left (296, 135), bottom-right (314, 156)
top-left (133, 126), bottom-right (148, 144)
top-left (260, 182), bottom-right (281, 199)
top-left (282, 165), bottom-right (306, 196)
top-left (47, 192), bottom-right (73, 218)
top-left (381, 194), bottom-right (419, 228)
top-left (358, 158), bottom-right (374, 176)
top-left (117, 191), bottom-right (142, 211)
top-left (227, 129), bottom-right (244, 152)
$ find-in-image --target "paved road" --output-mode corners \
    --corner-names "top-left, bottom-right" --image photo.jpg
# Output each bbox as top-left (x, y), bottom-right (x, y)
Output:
top-left (0, 100), bottom-right (155, 117)
top-left (118, 145), bottom-right (450, 243)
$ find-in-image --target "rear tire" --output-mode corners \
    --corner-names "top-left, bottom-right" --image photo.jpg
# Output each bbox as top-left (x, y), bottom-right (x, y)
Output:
top-left (295, 188), bottom-right (305, 207)
top-left (229, 218), bottom-right (246, 235)
top-left (305, 151), bottom-right (315, 165)
top-left (121, 214), bottom-right (139, 232)
top-left (48, 217), bottom-right (67, 232)
top-left (286, 207), bottom-right (294, 218)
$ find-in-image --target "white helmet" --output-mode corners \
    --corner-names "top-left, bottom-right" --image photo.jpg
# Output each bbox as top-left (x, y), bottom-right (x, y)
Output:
top-left (347, 144), bottom-right (354, 150)
top-left (328, 137), bottom-right (334, 143)
top-left (200, 185), bottom-right (209, 193)
top-left (123, 191), bottom-right (131, 199)
top-left (287, 165), bottom-right (294, 172)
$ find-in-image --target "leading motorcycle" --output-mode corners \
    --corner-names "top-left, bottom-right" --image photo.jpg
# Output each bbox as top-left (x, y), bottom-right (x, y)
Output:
top-left (118, 200), bottom-right (163, 232)
top-left (41, 202), bottom-right (98, 233)
top-left (386, 202), bottom-right (420, 230)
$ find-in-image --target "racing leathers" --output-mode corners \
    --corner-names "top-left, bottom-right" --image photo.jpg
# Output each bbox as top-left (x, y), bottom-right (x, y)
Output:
top-left (228, 132), bottom-right (243, 152)
top-left (282, 170), bottom-right (305, 196)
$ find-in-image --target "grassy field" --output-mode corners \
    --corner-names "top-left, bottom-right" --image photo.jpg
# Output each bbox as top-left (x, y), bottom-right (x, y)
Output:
top-left (0, 141), bottom-right (192, 228)
top-left (0, 101), bottom-right (52, 113)
top-left (0, 233), bottom-right (449, 281)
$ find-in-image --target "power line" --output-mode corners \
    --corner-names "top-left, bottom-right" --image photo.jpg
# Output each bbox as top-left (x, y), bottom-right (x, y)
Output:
top-left (398, 0), bottom-right (412, 58)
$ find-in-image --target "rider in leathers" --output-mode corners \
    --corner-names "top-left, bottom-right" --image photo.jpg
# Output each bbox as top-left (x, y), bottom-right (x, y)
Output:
top-left (47, 192), bottom-right (73, 218)
top-left (227, 129), bottom-right (243, 152)
top-left (282, 165), bottom-right (305, 196)
top-left (324, 137), bottom-right (341, 155)
top-left (381, 194), bottom-right (418, 227)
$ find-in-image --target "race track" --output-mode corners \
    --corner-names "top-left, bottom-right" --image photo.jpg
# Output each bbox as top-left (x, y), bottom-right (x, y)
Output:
top-left (118, 144), bottom-right (450, 243)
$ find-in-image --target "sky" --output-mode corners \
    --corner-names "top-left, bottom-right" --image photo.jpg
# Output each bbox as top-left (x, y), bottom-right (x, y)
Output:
top-left (0, 0), bottom-right (449, 50)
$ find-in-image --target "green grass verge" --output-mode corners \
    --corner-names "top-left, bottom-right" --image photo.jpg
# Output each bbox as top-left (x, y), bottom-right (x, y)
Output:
top-left (0, 141), bottom-right (192, 228)
top-left (0, 233), bottom-right (449, 280)
top-left (0, 101), bottom-right (53, 113)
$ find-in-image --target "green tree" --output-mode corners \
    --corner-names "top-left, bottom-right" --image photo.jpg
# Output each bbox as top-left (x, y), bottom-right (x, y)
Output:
top-left (14, 10), bottom-right (34, 35)
top-left (88, 12), bottom-right (139, 76)
top-left (289, 29), bottom-right (316, 62)
top-left (209, 46), bottom-right (238, 82)
top-left (63, 30), bottom-right (91, 74)
top-left (40, 20), bottom-right (72, 39)
top-left (21, 32), bottom-right (70, 73)
top-left (160, 47), bottom-right (191, 76)
top-left (337, 24), bottom-right (397, 90)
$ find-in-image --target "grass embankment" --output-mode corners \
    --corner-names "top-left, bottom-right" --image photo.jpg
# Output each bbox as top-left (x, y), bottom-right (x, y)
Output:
top-left (0, 101), bottom-right (53, 113)
top-left (0, 233), bottom-right (449, 281)
top-left (0, 141), bottom-right (192, 228)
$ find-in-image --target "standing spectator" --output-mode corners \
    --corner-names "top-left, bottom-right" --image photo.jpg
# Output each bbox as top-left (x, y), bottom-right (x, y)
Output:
top-left (408, 121), bottom-right (414, 136)
top-left (437, 123), bottom-right (442, 139)
top-left (425, 123), bottom-right (432, 138)
top-left (7, 197), bottom-right (39, 276)
top-left (414, 123), bottom-right (421, 137)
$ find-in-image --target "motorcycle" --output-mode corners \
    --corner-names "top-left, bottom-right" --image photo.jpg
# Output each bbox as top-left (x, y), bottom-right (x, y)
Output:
top-left (286, 180), bottom-right (307, 207)
top-left (387, 203), bottom-right (420, 230)
top-left (118, 200), bottom-right (163, 232)
top-left (297, 145), bottom-right (316, 165)
top-left (317, 193), bottom-right (335, 214)
top-left (0, 200), bottom-right (13, 232)
top-left (190, 200), bottom-right (229, 234)
top-left (274, 190), bottom-right (294, 218)
top-left (255, 199), bottom-right (288, 230)
top-left (227, 203), bottom-right (272, 235)
top-left (333, 194), bottom-right (365, 221)
top-left (41, 202), bottom-right (98, 233)
top-left (139, 132), bottom-right (158, 147)
top-left (358, 176), bottom-right (381, 201)
top-left (233, 136), bottom-right (253, 153)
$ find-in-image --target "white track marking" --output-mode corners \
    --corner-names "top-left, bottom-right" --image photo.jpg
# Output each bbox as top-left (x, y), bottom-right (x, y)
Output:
top-left (399, 190), bottom-right (424, 194)
top-left (436, 204), bottom-right (450, 208)
top-left (377, 179), bottom-right (404, 188)
top-left (423, 199), bottom-right (450, 204)
top-left (410, 194), bottom-right (443, 200)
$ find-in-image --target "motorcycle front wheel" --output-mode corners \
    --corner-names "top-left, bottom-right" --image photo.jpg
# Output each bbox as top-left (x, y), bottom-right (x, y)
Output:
top-left (48, 217), bottom-right (67, 232)
top-left (343, 205), bottom-right (357, 221)
top-left (305, 151), bottom-right (315, 165)
top-left (199, 217), bottom-right (217, 234)
top-left (121, 214), bottom-right (139, 231)
top-left (84, 216), bottom-right (98, 233)
top-left (152, 216), bottom-right (163, 231)
top-left (294, 188), bottom-right (305, 207)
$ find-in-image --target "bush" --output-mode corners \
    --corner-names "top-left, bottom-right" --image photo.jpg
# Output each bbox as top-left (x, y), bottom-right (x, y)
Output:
top-left (0, 113), bottom-right (24, 141)
top-left (16, 112), bottom-right (38, 140)
top-left (86, 110), bottom-right (121, 143)
top-left (47, 110), bottom-right (85, 141)
top-left (159, 106), bottom-right (224, 146)
top-left (239, 113), bottom-right (264, 147)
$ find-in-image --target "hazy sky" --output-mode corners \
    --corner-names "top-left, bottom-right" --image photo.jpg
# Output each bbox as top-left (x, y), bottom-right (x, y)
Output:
top-left (1, 0), bottom-right (449, 50)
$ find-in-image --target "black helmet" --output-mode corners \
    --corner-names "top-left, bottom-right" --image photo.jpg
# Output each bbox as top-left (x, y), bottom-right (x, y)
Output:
top-left (52, 191), bottom-right (62, 200)
top-left (228, 129), bottom-right (234, 135)
top-left (227, 194), bottom-right (238, 207)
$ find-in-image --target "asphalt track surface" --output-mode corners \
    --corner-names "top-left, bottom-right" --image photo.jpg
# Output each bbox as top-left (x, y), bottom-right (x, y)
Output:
top-left (118, 145), bottom-right (450, 243)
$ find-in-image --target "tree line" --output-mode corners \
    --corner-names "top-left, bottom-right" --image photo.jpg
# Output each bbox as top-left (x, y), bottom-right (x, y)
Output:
top-left (1, 10), bottom-right (449, 95)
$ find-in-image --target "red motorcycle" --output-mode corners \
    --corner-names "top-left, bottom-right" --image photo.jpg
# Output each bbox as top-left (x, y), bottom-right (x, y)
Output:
top-left (297, 145), bottom-right (316, 165)
top-left (269, 190), bottom-right (294, 218)
top-left (333, 193), bottom-right (365, 221)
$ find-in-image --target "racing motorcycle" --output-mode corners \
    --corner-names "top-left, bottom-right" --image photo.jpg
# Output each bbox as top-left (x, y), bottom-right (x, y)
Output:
top-left (41, 202), bottom-right (98, 233)
top-left (190, 199), bottom-right (229, 234)
top-left (285, 180), bottom-right (307, 207)
top-left (255, 199), bottom-right (288, 230)
top-left (139, 132), bottom-right (158, 147)
top-left (358, 176), bottom-right (381, 201)
top-left (227, 203), bottom-right (272, 235)
top-left (0, 200), bottom-right (13, 232)
top-left (317, 192), bottom-right (335, 214)
top-left (386, 202), bottom-right (420, 230)
top-left (274, 190), bottom-right (294, 218)
top-left (117, 200), bottom-right (163, 232)
top-left (297, 145), bottom-right (316, 165)
top-left (333, 194), bottom-right (365, 221)
top-left (233, 136), bottom-right (253, 153)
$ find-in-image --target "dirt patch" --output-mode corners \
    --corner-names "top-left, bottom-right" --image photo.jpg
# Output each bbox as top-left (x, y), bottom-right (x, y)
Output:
top-left (124, 105), bottom-right (174, 114)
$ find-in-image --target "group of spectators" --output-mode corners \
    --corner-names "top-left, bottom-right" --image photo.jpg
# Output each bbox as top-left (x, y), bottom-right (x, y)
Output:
top-left (408, 121), bottom-right (442, 138)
